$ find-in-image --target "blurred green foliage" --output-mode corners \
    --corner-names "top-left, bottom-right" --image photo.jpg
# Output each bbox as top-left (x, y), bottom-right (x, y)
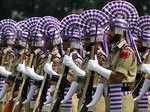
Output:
top-left (0, 0), bottom-right (150, 20)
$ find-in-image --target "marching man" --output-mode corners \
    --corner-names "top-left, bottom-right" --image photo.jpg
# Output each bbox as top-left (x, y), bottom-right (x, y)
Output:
top-left (87, 1), bottom-right (140, 112)
top-left (133, 15), bottom-right (150, 112)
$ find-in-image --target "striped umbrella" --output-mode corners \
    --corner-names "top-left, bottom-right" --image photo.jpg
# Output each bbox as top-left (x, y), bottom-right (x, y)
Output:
top-left (0, 19), bottom-right (17, 46)
top-left (35, 16), bottom-right (62, 47)
top-left (16, 20), bottom-right (29, 47)
top-left (137, 16), bottom-right (150, 44)
top-left (80, 9), bottom-right (109, 57)
top-left (102, 0), bottom-right (139, 24)
top-left (25, 17), bottom-right (44, 47)
top-left (36, 16), bottom-right (61, 40)
top-left (80, 9), bottom-right (109, 36)
top-left (61, 14), bottom-right (84, 41)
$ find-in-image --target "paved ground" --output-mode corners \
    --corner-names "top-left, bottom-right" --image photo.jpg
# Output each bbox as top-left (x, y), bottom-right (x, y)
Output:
top-left (95, 97), bottom-right (105, 112)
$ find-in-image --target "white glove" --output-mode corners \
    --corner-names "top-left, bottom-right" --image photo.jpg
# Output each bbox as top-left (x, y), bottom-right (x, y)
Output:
top-left (23, 67), bottom-right (34, 78)
top-left (134, 79), bottom-right (150, 101)
top-left (87, 83), bottom-right (104, 108)
top-left (44, 62), bottom-right (59, 77)
top-left (0, 83), bottom-right (7, 100)
top-left (61, 81), bottom-right (78, 104)
top-left (63, 55), bottom-right (85, 77)
top-left (24, 67), bottom-right (44, 81)
top-left (0, 66), bottom-right (11, 77)
top-left (4, 70), bottom-right (12, 77)
top-left (87, 57), bottom-right (112, 80)
top-left (44, 95), bottom-right (53, 105)
top-left (16, 64), bottom-right (26, 73)
top-left (140, 64), bottom-right (150, 74)
top-left (44, 85), bottom-right (56, 105)
top-left (48, 85), bottom-right (56, 93)
top-left (23, 84), bottom-right (37, 104)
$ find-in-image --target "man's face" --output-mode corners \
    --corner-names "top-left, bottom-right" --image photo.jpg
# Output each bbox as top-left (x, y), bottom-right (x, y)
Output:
top-left (67, 70), bottom-right (76, 82)
top-left (136, 39), bottom-right (147, 53)
top-left (52, 57), bottom-right (61, 73)
top-left (52, 47), bottom-right (59, 55)
top-left (107, 31), bottom-right (121, 44)
top-left (63, 41), bottom-right (70, 51)
top-left (7, 36), bottom-right (15, 45)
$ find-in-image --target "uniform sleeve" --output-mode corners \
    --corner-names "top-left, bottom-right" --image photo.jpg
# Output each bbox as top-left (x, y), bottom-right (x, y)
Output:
top-left (144, 52), bottom-right (150, 78)
top-left (115, 48), bottom-right (133, 76)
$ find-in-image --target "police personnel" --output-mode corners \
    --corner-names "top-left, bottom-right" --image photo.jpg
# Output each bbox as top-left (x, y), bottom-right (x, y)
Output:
top-left (87, 1), bottom-right (139, 111)
top-left (133, 15), bottom-right (150, 112)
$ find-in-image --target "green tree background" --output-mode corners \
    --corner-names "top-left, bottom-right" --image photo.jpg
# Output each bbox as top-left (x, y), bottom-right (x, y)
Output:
top-left (0, 0), bottom-right (150, 20)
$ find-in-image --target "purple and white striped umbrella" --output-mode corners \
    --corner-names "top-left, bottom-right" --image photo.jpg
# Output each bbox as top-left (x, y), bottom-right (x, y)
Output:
top-left (129, 22), bottom-right (140, 37)
top-left (80, 9), bottom-right (109, 36)
top-left (137, 16), bottom-right (150, 43)
top-left (16, 20), bottom-right (29, 47)
top-left (35, 16), bottom-right (62, 46)
top-left (101, 0), bottom-right (139, 40)
top-left (17, 20), bottom-right (28, 32)
top-left (102, 0), bottom-right (139, 32)
top-left (138, 16), bottom-right (150, 32)
top-left (43, 16), bottom-right (61, 27)
top-left (0, 19), bottom-right (17, 45)
top-left (80, 9), bottom-right (109, 57)
top-left (25, 17), bottom-right (41, 40)
top-left (61, 14), bottom-right (84, 41)
top-left (25, 17), bottom-right (41, 33)
top-left (102, 0), bottom-right (139, 24)
top-left (25, 17), bottom-right (44, 47)
top-left (36, 16), bottom-right (61, 40)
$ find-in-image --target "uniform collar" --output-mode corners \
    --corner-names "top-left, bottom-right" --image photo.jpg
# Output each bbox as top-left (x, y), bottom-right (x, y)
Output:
top-left (142, 49), bottom-right (150, 61)
top-left (116, 39), bottom-right (127, 49)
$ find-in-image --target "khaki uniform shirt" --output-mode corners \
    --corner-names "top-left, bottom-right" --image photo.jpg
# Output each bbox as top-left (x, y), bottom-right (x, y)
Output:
top-left (94, 47), bottom-right (107, 85)
top-left (142, 50), bottom-right (150, 79)
top-left (109, 39), bottom-right (137, 84)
